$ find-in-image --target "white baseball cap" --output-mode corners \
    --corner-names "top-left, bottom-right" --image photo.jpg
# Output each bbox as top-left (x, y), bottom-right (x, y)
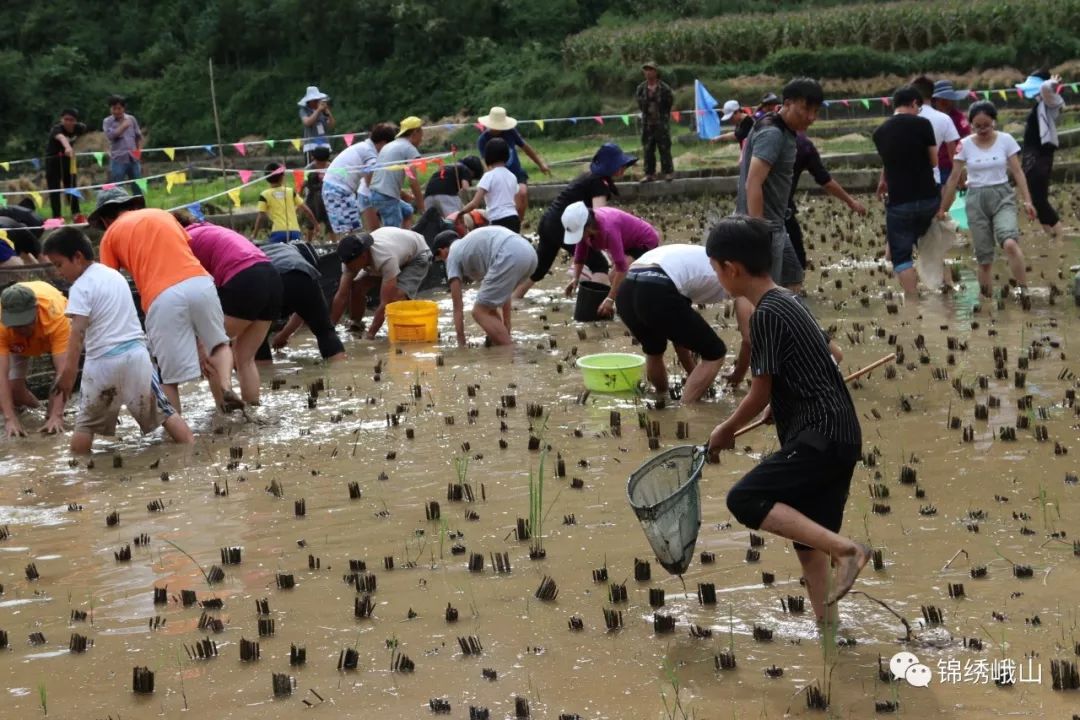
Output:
top-left (561, 201), bottom-right (590, 245)
top-left (721, 100), bottom-right (741, 121)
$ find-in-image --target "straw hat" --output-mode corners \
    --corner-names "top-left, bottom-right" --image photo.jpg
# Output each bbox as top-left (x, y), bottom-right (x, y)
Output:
top-left (478, 107), bottom-right (517, 131)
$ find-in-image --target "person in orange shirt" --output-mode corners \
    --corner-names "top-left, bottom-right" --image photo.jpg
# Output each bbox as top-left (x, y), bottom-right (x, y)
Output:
top-left (0, 281), bottom-right (70, 437)
top-left (89, 188), bottom-right (242, 414)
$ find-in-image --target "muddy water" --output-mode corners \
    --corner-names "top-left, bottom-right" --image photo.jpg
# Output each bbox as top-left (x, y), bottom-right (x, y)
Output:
top-left (3, 191), bottom-right (1080, 719)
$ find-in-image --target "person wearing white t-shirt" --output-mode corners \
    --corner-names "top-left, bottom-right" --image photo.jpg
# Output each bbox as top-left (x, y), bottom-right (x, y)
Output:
top-left (939, 101), bottom-right (1036, 300)
top-left (321, 124), bottom-right (398, 237)
top-left (616, 244), bottom-right (730, 403)
top-left (42, 227), bottom-right (193, 453)
top-left (912, 76), bottom-right (960, 186)
top-left (457, 138), bottom-right (522, 233)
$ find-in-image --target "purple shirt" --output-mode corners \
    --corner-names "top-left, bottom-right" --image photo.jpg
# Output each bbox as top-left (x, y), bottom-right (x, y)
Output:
top-left (102, 113), bottom-right (143, 163)
top-left (575, 207), bottom-right (659, 273)
top-left (185, 222), bottom-right (269, 287)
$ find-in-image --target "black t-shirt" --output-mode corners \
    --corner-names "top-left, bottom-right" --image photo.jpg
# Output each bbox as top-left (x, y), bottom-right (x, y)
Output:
top-left (872, 114), bottom-right (938, 205)
top-left (788, 132), bottom-right (831, 211)
top-left (734, 115), bottom-right (754, 144)
top-left (750, 288), bottom-right (861, 448)
top-left (424, 162), bottom-right (476, 197)
top-left (45, 122), bottom-right (87, 158)
top-left (540, 173), bottom-right (616, 227)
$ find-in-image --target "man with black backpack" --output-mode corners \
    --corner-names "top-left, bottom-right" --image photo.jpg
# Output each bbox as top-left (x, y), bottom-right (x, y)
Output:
top-left (735, 78), bottom-right (825, 293)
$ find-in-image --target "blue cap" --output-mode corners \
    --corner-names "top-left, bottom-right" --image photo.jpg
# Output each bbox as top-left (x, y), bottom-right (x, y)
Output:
top-left (589, 143), bottom-right (637, 177)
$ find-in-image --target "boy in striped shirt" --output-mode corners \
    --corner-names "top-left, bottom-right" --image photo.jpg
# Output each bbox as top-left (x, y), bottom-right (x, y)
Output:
top-left (705, 215), bottom-right (869, 624)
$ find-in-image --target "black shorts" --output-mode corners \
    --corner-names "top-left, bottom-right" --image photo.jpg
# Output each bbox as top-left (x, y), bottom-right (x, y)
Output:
top-left (726, 433), bottom-right (859, 551)
top-left (615, 270), bottom-right (726, 361)
top-left (256, 270), bottom-right (343, 361)
top-left (218, 262), bottom-right (283, 321)
top-left (491, 215), bottom-right (521, 233)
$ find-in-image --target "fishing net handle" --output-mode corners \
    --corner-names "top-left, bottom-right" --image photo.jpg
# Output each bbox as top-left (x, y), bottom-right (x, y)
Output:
top-left (730, 353), bottom-right (897, 439)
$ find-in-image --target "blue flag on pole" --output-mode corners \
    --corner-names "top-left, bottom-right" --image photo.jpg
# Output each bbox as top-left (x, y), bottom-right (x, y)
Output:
top-left (694, 80), bottom-right (721, 140)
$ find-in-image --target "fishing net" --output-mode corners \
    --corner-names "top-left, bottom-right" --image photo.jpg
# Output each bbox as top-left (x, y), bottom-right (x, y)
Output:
top-left (914, 219), bottom-right (956, 290)
top-left (627, 445), bottom-right (705, 575)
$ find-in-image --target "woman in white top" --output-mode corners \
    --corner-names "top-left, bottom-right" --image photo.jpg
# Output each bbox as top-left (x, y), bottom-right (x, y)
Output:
top-left (457, 138), bottom-right (521, 233)
top-left (940, 101), bottom-right (1036, 300)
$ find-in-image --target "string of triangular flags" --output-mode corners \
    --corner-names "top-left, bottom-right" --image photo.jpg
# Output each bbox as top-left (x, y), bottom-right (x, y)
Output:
top-left (1, 81), bottom-right (1074, 172)
top-left (0, 151), bottom-right (457, 212)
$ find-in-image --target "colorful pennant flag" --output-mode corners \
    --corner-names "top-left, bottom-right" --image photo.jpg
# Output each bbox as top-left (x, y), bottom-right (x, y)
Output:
top-left (102, 183), bottom-right (117, 191)
top-left (569, 118), bottom-right (578, 124)
top-left (238, 170), bottom-right (253, 184)
top-left (163, 147), bottom-right (176, 160)
top-left (841, 99), bottom-right (850, 108)
top-left (620, 114), bottom-right (630, 125)
top-left (474, 123), bottom-right (485, 132)
top-left (881, 97), bottom-right (891, 108)
top-left (204, 145), bottom-right (216, 156)
top-left (134, 178), bottom-right (148, 195)
top-left (131, 149), bottom-right (141, 161)
top-left (188, 203), bottom-right (205, 221)
top-left (165, 171), bottom-right (187, 193)
top-left (92, 152), bottom-right (104, 166)
top-left (293, 170), bottom-right (305, 192)
top-left (30, 191), bottom-right (43, 208)
top-left (860, 99), bottom-right (870, 110)
top-left (233, 143), bottom-right (247, 156)
top-left (31, 158), bottom-right (40, 170)
top-left (343, 133), bottom-right (355, 147)
top-left (0, 161), bottom-right (8, 171)
top-left (404, 165), bottom-right (416, 180)
top-left (982, 91), bottom-right (990, 100)
top-left (998, 90), bottom-right (1007, 101)
top-left (671, 111), bottom-right (681, 123)
top-left (418, 158), bottom-right (429, 174)
top-left (65, 188), bottom-right (83, 199)
top-left (0, 230), bottom-right (9, 247)
top-left (593, 116), bottom-right (604, 125)
top-left (0, 195), bottom-right (6, 208)
top-left (290, 138), bottom-right (302, 152)
top-left (228, 188), bottom-right (241, 207)
top-left (535, 119), bottom-right (545, 132)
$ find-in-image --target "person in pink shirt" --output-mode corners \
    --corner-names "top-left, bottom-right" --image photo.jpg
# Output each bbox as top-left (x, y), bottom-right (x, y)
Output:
top-left (561, 202), bottom-right (660, 318)
top-left (173, 211), bottom-right (282, 405)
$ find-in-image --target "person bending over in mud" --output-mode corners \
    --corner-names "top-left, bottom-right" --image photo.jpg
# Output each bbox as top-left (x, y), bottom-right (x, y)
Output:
top-left (43, 228), bottom-right (193, 452)
top-left (705, 216), bottom-right (869, 624)
top-left (433, 226), bottom-right (536, 347)
top-left (615, 244), bottom-right (728, 403)
top-left (0, 281), bottom-right (69, 437)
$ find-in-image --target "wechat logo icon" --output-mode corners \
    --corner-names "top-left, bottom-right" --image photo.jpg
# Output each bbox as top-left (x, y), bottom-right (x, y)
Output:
top-left (890, 651), bottom-right (932, 688)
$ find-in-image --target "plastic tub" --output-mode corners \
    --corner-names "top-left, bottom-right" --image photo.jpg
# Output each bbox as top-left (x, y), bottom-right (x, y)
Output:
top-left (384, 300), bottom-right (439, 343)
top-left (576, 352), bottom-right (645, 392)
top-left (574, 280), bottom-right (610, 322)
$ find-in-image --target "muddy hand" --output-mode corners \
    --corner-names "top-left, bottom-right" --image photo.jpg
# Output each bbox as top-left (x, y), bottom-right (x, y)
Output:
top-left (41, 416), bottom-right (65, 435)
top-left (5, 419), bottom-right (27, 438)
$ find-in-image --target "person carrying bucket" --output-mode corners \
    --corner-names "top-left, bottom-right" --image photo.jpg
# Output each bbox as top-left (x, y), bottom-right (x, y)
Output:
top-left (561, 203), bottom-right (659, 319)
top-left (705, 216), bottom-right (869, 624)
top-left (615, 244), bottom-right (728, 403)
top-left (433, 226), bottom-right (536, 347)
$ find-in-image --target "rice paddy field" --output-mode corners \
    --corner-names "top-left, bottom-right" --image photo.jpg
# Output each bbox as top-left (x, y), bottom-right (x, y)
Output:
top-left (2, 187), bottom-right (1080, 718)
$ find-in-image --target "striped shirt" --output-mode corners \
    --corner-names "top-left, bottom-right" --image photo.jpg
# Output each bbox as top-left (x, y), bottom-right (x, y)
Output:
top-left (750, 289), bottom-right (861, 447)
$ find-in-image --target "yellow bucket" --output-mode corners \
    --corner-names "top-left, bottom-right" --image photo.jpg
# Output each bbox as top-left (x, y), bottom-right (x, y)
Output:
top-left (385, 300), bottom-right (439, 343)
